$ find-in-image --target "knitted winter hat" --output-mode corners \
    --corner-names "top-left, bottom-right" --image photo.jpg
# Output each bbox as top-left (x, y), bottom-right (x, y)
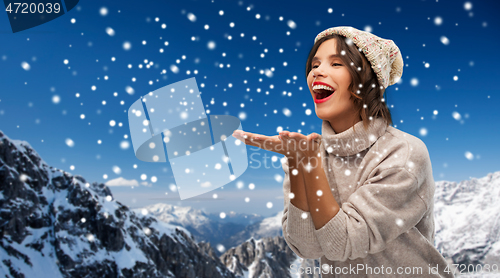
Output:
top-left (314, 26), bottom-right (403, 88)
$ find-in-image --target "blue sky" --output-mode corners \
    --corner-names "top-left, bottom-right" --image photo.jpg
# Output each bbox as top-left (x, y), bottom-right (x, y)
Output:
top-left (0, 0), bottom-right (499, 217)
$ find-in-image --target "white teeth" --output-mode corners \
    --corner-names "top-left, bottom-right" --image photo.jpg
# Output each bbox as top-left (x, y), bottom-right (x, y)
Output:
top-left (312, 84), bottom-right (334, 91)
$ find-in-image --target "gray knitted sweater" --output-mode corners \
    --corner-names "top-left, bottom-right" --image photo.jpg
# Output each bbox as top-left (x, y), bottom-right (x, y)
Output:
top-left (281, 117), bottom-right (454, 277)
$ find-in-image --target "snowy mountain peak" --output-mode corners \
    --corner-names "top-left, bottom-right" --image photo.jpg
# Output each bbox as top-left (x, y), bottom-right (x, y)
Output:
top-left (0, 130), bottom-right (236, 278)
top-left (434, 170), bottom-right (500, 267)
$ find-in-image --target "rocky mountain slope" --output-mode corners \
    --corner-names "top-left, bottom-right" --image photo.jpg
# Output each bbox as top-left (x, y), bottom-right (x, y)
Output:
top-left (434, 171), bottom-right (500, 268)
top-left (2, 129), bottom-right (499, 277)
top-left (0, 130), bottom-right (235, 278)
top-left (219, 211), bottom-right (284, 249)
top-left (135, 203), bottom-right (262, 255)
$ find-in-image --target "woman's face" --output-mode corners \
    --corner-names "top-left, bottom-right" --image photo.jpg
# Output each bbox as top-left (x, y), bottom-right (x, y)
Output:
top-left (307, 38), bottom-right (357, 126)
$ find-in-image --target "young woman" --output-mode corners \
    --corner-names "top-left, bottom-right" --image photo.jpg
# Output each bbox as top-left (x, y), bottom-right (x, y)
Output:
top-left (233, 26), bottom-right (453, 277)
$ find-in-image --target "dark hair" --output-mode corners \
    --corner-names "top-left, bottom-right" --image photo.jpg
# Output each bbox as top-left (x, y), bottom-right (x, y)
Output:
top-left (305, 34), bottom-right (393, 132)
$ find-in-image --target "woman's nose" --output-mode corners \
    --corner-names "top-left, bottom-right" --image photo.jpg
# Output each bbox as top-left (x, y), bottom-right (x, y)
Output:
top-left (312, 67), bottom-right (325, 78)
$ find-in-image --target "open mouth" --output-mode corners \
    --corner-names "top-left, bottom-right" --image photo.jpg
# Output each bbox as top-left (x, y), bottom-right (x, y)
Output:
top-left (312, 82), bottom-right (335, 102)
top-left (314, 88), bottom-right (334, 99)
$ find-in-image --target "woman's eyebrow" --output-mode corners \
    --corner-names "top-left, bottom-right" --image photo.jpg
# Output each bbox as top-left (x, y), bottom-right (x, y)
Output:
top-left (312, 54), bottom-right (341, 62)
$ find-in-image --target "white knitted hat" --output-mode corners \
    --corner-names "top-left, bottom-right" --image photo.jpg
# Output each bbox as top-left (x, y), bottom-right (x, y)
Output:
top-left (314, 26), bottom-right (403, 88)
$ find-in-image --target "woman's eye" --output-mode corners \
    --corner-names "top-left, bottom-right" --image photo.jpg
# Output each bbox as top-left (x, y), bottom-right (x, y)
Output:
top-left (332, 63), bottom-right (342, 66)
top-left (312, 65), bottom-right (318, 69)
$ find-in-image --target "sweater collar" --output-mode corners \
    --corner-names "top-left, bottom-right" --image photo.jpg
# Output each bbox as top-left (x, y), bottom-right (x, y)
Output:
top-left (320, 117), bottom-right (388, 157)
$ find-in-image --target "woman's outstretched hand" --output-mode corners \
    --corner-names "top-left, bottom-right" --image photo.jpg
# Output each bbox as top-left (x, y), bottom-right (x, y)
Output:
top-left (232, 130), bottom-right (321, 160)
top-left (232, 130), bottom-right (289, 156)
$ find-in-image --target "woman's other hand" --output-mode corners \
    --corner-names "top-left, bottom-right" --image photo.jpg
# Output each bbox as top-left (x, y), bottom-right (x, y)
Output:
top-left (279, 131), bottom-right (322, 159)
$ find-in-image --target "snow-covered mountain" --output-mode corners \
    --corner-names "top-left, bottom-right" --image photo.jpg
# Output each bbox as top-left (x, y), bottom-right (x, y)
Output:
top-left (0, 130), bottom-right (235, 278)
top-left (136, 203), bottom-right (281, 252)
top-left (0, 129), bottom-right (311, 278)
top-left (135, 203), bottom-right (263, 228)
top-left (134, 203), bottom-right (264, 254)
top-left (217, 172), bottom-right (500, 277)
top-left (220, 236), bottom-right (296, 278)
top-left (220, 211), bottom-right (284, 249)
top-left (2, 128), bottom-right (499, 277)
top-left (141, 170), bottom-right (500, 277)
top-left (206, 210), bottom-right (264, 226)
top-left (434, 171), bottom-right (500, 268)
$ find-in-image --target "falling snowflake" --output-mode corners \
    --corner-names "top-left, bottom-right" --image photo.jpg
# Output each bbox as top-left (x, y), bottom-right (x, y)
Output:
top-left (112, 166), bottom-right (121, 174)
top-left (395, 218), bottom-right (404, 227)
top-left (410, 78), bottom-right (419, 87)
top-left (216, 244), bottom-right (226, 253)
top-left (187, 13), bottom-right (196, 22)
top-left (170, 65), bottom-right (179, 73)
top-left (19, 174), bottom-right (28, 182)
top-left (465, 151), bottom-right (474, 160)
top-left (125, 86), bottom-right (134, 95)
top-left (120, 140), bottom-right (130, 150)
top-left (65, 138), bottom-right (75, 147)
top-left (419, 128), bottom-right (428, 136)
top-left (440, 36), bottom-right (450, 45)
top-left (52, 95), bottom-right (61, 104)
top-left (236, 181), bottom-right (244, 189)
top-left (434, 17), bottom-right (443, 26)
top-left (99, 7), bottom-right (108, 16)
top-left (106, 27), bottom-right (115, 36)
top-left (123, 41), bottom-right (132, 50)
top-left (86, 234), bottom-right (95, 242)
top-left (207, 41), bottom-right (216, 50)
top-left (21, 61), bottom-right (30, 71)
